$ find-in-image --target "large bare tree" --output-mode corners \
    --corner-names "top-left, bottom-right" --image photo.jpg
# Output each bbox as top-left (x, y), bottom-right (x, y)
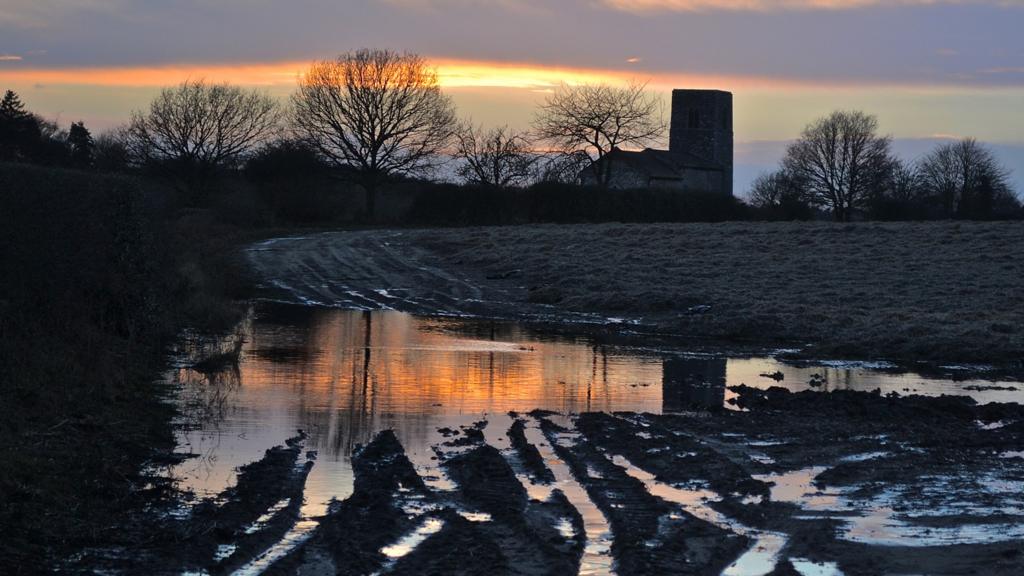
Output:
top-left (783, 110), bottom-right (894, 221)
top-left (917, 138), bottom-right (1015, 219)
top-left (534, 81), bottom-right (664, 187)
top-left (454, 123), bottom-right (537, 188)
top-left (292, 49), bottom-right (458, 220)
top-left (127, 80), bottom-right (280, 200)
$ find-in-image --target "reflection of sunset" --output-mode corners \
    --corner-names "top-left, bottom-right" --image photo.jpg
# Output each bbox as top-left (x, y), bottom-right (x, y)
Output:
top-left (242, 310), bottom-right (665, 420)
top-left (170, 309), bottom-right (664, 515)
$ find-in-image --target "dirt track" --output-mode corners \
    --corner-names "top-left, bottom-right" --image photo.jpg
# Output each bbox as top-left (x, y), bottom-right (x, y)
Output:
top-left (246, 231), bottom-right (612, 324)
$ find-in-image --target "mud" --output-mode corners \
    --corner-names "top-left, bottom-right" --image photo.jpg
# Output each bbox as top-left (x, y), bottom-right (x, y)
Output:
top-left (73, 386), bottom-right (1024, 575)
top-left (66, 433), bottom-right (313, 574)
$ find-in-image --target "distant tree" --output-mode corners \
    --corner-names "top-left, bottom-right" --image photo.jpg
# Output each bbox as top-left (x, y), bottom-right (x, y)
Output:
top-left (292, 49), bottom-right (458, 221)
top-left (866, 158), bottom-right (926, 220)
top-left (29, 116), bottom-right (71, 166)
top-left (783, 110), bottom-right (894, 222)
top-left (127, 80), bottom-right (281, 202)
top-left (748, 169), bottom-right (812, 219)
top-left (68, 121), bottom-right (95, 168)
top-left (917, 138), bottom-right (1016, 219)
top-left (455, 124), bottom-right (537, 188)
top-left (534, 81), bottom-right (664, 187)
top-left (534, 150), bottom-right (593, 185)
top-left (94, 127), bottom-right (132, 172)
top-left (246, 139), bottom-right (329, 182)
top-left (0, 90), bottom-right (41, 161)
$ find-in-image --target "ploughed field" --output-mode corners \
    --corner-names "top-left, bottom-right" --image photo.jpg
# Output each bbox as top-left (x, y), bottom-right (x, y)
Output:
top-left (75, 385), bottom-right (1024, 575)
top-left (248, 222), bottom-right (1024, 368)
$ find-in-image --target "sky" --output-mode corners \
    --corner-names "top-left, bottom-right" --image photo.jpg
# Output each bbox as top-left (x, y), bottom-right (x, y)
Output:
top-left (1, 0), bottom-right (1022, 193)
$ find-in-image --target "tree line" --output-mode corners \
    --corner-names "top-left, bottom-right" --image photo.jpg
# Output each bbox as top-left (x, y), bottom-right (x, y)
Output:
top-left (750, 110), bottom-right (1020, 221)
top-left (2, 48), bottom-right (1020, 223)
top-left (1, 49), bottom-right (666, 218)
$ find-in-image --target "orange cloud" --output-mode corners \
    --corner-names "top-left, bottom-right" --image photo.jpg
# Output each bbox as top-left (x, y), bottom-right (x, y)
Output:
top-left (0, 57), bottom-right (832, 94)
top-left (0, 56), bottom-right (995, 97)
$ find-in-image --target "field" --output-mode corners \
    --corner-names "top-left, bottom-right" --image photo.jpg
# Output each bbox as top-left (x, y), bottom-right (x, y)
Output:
top-left (250, 221), bottom-right (1024, 368)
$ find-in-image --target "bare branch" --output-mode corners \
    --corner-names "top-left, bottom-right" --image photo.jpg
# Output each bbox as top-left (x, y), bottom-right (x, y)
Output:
top-left (291, 49), bottom-right (458, 219)
top-left (533, 81), bottom-right (664, 187)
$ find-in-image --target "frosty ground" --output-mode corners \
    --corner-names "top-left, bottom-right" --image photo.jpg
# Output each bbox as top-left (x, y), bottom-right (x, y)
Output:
top-left (248, 221), bottom-right (1024, 370)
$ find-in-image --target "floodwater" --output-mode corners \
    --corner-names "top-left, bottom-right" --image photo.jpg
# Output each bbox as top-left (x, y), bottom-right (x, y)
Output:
top-left (168, 303), bottom-right (1023, 573)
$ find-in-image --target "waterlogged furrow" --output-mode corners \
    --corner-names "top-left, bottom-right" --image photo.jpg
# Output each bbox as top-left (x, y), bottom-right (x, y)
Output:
top-left (538, 416), bottom-right (751, 576)
top-left (520, 420), bottom-right (616, 575)
top-left (440, 422), bottom-right (584, 575)
top-left (607, 453), bottom-right (787, 576)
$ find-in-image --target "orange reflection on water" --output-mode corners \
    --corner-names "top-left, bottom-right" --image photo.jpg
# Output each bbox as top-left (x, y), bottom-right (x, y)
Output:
top-left (171, 308), bottom-right (664, 513)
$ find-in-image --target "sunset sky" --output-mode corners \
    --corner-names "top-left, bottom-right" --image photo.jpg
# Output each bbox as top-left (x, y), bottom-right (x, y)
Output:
top-left (1, 0), bottom-right (1022, 192)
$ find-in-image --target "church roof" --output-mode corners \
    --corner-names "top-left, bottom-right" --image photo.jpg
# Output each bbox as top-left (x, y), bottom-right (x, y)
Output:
top-left (597, 147), bottom-right (724, 180)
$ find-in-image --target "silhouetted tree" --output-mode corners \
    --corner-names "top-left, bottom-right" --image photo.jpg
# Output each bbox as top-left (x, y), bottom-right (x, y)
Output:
top-left (455, 123), bottom-right (537, 188)
top-left (748, 169), bottom-right (812, 219)
top-left (68, 121), bottom-right (95, 168)
top-left (127, 80), bottom-right (281, 202)
top-left (292, 49), bottom-right (458, 221)
top-left (534, 151), bottom-right (593, 185)
top-left (30, 116), bottom-right (72, 166)
top-left (94, 127), bottom-right (132, 172)
top-left (917, 138), bottom-right (1015, 219)
top-left (534, 81), bottom-right (664, 188)
top-left (783, 110), bottom-right (894, 221)
top-left (866, 158), bottom-right (927, 220)
top-left (0, 90), bottom-right (41, 161)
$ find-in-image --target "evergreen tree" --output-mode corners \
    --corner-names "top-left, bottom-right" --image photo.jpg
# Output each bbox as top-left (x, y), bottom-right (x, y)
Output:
top-left (68, 121), bottom-right (95, 168)
top-left (0, 90), bottom-right (41, 161)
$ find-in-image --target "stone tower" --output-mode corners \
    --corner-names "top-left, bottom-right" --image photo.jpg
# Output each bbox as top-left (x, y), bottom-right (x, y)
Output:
top-left (669, 89), bottom-right (733, 195)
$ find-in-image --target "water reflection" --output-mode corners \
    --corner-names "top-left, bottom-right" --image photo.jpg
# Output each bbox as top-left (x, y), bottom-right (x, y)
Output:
top-left (169, 305), bottom-right (1023, 520)
top-left (662, 358), bottom-right (727, 412)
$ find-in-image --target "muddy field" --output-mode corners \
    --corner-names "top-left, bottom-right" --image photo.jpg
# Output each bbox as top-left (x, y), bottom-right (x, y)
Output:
top-left (247, 223), bottom-right (1024, 369)
top-left (70, 383), bottom-right (1024, 575)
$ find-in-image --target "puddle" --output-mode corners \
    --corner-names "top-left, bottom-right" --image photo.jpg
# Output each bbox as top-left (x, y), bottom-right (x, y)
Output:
top-left (380, 517), bottom-right (445, 559)
top-left (756, 467), bottom-right (1024, 547)
top-left (790, 558), bottom-right (844, 576)
top-left (166, 306), bottom-right (1024, 573)
top-left (232, 519), bottom-right (320, 576)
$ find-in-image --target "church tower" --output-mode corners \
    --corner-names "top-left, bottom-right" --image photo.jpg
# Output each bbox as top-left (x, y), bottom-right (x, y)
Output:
top-left (669, 89), bottom-right (733, 195)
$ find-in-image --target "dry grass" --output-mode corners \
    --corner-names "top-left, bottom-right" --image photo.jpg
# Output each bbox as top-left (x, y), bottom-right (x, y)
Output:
top-left (407, 222), bottom-right (1024, 365)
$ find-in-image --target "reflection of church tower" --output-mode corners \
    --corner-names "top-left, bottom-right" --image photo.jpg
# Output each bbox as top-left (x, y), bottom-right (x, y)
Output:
top-left (662, 358), bottom-right (727, 412)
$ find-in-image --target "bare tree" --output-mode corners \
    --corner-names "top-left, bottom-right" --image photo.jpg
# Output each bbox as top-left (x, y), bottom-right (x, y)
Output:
top-left (127, 80), bottom-right (281, 200)
top-left (292, 49), bottom-right (458, 220)
top-left (534, 81), bottom-right (664, 187)
top-left (535, 151), bottom-right (594, 185)
top-left (455, 123), bottom-right (537, 188)
top-left (94, 126), bottom-right (132, 173)
top-left (748, 170), bottom-right (805, 209)
top-left (782, 110), bottom-right (894, 221)
top-left (917, 138), bottom-right (1015, 219)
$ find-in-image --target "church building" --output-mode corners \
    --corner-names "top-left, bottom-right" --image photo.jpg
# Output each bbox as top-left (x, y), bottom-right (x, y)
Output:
top-left (581, 89), bottom-right (733, 196)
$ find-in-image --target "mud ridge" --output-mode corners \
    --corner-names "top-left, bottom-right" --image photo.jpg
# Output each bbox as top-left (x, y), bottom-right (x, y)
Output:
top-left (537, 417), bottom-right (749, 575)
top-left (267, 430), bottom-right (432, 575)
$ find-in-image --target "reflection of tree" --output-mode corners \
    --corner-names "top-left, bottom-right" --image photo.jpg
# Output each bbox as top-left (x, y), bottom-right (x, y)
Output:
top-left (175, 366), bottom-right (241, 431)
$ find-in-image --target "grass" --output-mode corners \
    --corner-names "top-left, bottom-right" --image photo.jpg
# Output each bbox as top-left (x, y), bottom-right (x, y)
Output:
top-left (0, 163), bottom-right (261, 573)
top-left (405, 221), bottom-right (1024, 366)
